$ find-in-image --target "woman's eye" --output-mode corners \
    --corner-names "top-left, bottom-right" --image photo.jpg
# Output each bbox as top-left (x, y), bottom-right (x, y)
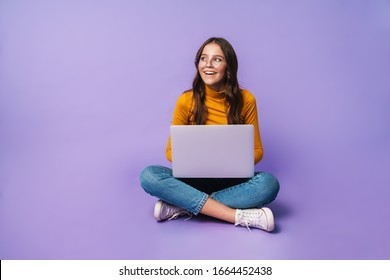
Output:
top-left (200, 57), bottom-right (207, 61)
top-left (214, 58), bottom-right (222, 62)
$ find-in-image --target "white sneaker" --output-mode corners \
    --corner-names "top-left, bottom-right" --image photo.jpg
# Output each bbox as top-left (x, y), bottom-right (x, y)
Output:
top-left (154, 200), bottom-right (192, 222)
top-left (235, 208), bottom-right (275, 232)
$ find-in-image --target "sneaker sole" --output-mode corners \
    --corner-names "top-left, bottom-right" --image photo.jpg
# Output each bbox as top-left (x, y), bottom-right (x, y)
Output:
top-left (154, 200), bottom-right (164, 221)
top-left (261, 207), bottom-right (275, 232)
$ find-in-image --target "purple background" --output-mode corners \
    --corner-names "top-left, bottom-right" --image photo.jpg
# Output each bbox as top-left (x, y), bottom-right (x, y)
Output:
top-left (1, 0), bottom-right (390, 259)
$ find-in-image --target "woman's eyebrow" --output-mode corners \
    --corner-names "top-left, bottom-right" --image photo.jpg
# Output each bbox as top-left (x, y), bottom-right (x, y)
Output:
top-left (200, 54), bottom-right (225, 58)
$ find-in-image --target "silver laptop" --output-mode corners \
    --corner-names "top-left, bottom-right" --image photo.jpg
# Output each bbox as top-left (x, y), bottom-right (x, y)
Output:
top-left (170, 125), bottom-right (254, 178)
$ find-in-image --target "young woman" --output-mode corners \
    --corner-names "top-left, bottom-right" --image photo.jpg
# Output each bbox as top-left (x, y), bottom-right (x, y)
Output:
top-left (140, 37), bottom-right (279, 232)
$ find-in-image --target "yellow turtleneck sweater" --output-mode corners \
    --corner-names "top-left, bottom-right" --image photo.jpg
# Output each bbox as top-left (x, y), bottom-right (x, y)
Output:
top-left (166, 85), bottom-right (264, 164)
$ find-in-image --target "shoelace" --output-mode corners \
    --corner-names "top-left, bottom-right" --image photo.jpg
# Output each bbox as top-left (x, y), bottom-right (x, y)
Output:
top-left (235, 210), bottom-right (265, 232)
top-left (164, 204), bottom-right (192, 221)
top-left (236, 213), bottom-right (253, 232)
top-left (168, 211), bottom-right (192, 221)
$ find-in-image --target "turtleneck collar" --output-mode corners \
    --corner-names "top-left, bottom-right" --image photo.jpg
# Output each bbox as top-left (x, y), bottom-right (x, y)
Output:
top-left (205, 85), bottom-right (225, 99)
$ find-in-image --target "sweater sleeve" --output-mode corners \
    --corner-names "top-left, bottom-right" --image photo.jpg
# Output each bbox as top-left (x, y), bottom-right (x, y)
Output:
top-left (166, 92), bottom-right (192, 162)
top-left (242, 90), bottom-right (264, 164)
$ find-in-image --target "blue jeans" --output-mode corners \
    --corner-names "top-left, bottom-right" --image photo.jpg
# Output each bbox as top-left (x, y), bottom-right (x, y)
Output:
top-left (140, 165), bottom-right (280, 215)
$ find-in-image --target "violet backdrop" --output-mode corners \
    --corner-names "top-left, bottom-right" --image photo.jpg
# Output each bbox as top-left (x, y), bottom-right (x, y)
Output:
top-left (0, 0), bottom-right (389, 259)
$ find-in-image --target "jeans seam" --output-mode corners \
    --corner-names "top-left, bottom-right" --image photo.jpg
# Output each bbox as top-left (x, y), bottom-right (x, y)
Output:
top-left (194, 193), bottom-right (209, 215)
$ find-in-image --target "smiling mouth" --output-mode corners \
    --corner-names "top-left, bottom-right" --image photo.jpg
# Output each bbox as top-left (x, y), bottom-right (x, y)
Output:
top-left (204, 71), bottom-right (217, 75)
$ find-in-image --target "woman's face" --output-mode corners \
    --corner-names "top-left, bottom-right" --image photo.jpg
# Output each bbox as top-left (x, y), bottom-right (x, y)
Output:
top-left (198, 43), bottom-right (227, 91)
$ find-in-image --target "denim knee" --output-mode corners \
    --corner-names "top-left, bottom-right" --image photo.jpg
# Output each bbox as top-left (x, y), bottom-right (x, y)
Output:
top-left (139, 165), bottom-right (165, 195)
top-left (257, 171), bottom-right (280, 201)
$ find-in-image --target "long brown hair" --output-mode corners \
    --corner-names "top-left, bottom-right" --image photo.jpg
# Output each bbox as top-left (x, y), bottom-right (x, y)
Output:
top-left (191, 37), bottom-right (243, 125)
